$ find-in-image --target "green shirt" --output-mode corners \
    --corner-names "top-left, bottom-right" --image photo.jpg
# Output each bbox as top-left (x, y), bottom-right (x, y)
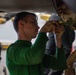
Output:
top-left (6, 32), bottom-right (67, 75)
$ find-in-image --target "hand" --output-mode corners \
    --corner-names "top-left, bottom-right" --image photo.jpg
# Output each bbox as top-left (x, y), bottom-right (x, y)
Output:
top-left (55, 22), bottom-right (64, 39)
top-left (54, 21), bottom-right (64, 48)
top-left (40, 21), bottom-right (55, 33)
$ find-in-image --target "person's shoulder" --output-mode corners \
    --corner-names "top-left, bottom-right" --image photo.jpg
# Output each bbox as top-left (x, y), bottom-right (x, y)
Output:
top-left (7, 42), bottom-right (18, 50)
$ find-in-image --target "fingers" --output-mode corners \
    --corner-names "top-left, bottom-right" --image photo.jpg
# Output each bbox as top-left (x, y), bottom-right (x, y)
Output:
top-left (46, 21), bottom-right (55, 31)
top-left (52, 21), bottom-right (64, 34)
top-left (55, 26), bottom-right (64, 33)
top-left (40, 21), bottom-right (64, 33)
top-left (52, 21), bottom-right (59, 27)
top-left (40, 21), bottom-right (55, 33)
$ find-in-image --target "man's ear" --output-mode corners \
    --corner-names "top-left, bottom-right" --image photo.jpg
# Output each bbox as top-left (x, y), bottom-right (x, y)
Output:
top-left (18, 20), bottom-right (25, 28)
top-left (19, 20), bottom-right (24, 26)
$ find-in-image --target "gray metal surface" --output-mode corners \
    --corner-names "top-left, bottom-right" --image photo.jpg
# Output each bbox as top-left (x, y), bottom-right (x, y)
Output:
top-left (0, 0), bottom-right (56, 13)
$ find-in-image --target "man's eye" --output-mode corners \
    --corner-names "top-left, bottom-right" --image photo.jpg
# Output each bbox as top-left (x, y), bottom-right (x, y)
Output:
top-left (31, 21), bottom-right (37, 25)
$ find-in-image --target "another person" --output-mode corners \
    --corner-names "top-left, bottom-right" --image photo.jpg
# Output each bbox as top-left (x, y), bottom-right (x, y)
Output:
top-left (6, 12), bottom-right (67, 75)
top-left (44, 13), bottom-right (75, 75)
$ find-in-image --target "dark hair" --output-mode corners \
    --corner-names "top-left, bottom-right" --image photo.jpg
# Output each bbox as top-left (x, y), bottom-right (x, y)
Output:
top-left (13, 12), bottom-right (37, 32)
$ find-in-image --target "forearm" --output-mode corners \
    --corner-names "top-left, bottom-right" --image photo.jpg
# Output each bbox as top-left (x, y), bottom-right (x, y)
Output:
top-left (53, 47), bottom-right (67, 69)
top-left (56, 38), bottom-right (62, 48)
top-left (43, 47), bottom-right (67, 70)
top-left (30, 32), bottom-right (48, 64)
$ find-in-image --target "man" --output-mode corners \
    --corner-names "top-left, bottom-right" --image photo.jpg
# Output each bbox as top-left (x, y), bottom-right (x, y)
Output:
top-left (44, 13), bottom-right (75, 75)
top-left (6, 12), bottom-right (67, 75)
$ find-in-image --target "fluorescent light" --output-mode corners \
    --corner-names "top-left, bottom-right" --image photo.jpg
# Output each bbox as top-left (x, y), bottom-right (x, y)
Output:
top-left (35, 12), bottom-right (40, 16)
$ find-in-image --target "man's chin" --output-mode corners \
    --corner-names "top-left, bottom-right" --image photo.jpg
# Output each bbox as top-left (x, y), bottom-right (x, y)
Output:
top-left (32, 35), bottom-right (37, 39)
top-left (32, 32), bottom-right (38, 38)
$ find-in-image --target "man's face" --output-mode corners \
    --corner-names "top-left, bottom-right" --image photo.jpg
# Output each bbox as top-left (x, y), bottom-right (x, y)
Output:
top-left (22, 14), bottom-right (39, 39)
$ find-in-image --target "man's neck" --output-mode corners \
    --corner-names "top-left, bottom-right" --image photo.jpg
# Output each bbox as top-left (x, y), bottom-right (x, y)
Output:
top-left (18, 33), bottom-right (32, 42)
